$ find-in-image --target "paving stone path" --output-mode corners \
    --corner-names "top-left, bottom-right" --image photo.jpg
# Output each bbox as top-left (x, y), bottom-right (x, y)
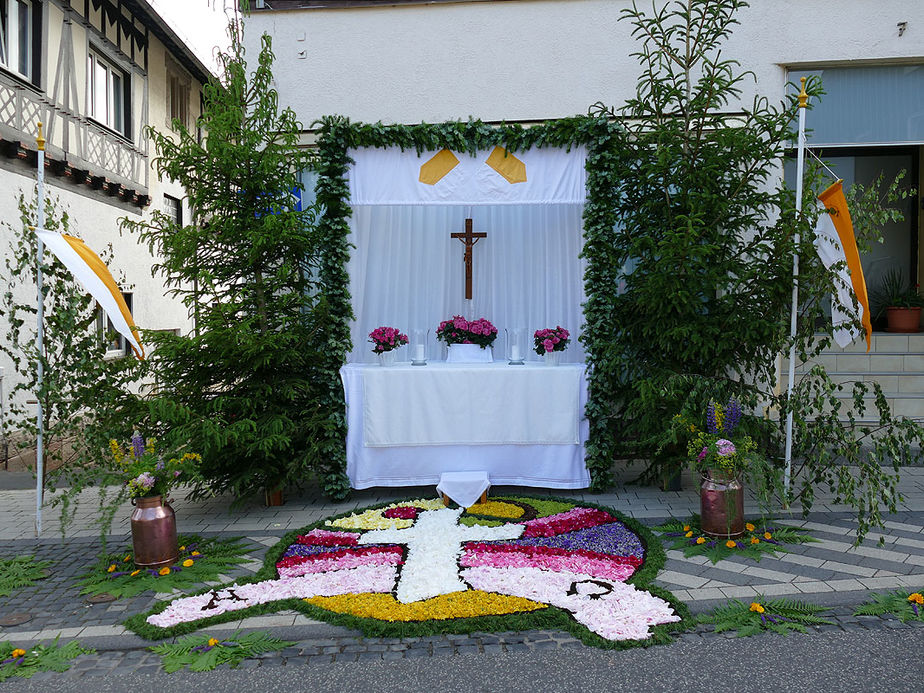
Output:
top-left (1, 465), bottom-right (924, 680)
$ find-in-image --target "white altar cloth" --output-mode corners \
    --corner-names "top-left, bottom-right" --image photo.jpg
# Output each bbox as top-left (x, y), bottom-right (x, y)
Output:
top-left (340, 362), bottom-right (590, 489)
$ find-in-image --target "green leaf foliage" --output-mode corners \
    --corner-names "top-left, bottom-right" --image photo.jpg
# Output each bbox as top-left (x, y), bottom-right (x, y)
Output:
top-left (149, 631), bottom-right (294, 673)
top-left (121, 18), bottom-right (350, 501)
top-left (654, 515), bottom-right (814, 564)
top-left (0, 555), bottom-right (51, 596)
top-left (0, 637), bottom-right (95, 681)
top-left (587, 0), bottom-right (922, 542)
top-left (77, 535), bottom-right (251, 598)
top-left (699, 597), bottom-right (833, 637)
top-left (855, 589), bottom-right (924, 622)
top-left (0, 194), bottom-right (145, 538)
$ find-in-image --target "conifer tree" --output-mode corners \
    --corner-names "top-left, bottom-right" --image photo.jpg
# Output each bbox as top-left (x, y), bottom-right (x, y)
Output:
top-left (126, 18), bottom-right (349, 501)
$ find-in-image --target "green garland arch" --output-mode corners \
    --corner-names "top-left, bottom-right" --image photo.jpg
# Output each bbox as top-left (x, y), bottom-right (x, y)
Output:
top-left (314, 116), bottom-right (624, 496)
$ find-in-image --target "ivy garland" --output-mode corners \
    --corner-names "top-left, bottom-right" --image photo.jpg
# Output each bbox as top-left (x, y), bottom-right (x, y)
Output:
top-left (313, 116), bottom-right (624, 491)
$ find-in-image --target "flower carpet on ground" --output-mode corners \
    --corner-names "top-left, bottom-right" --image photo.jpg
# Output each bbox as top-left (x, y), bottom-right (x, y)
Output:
top-left (132, 497), bottom-right (686, 648)
top-left (654, 515), bottom-right (815, 563)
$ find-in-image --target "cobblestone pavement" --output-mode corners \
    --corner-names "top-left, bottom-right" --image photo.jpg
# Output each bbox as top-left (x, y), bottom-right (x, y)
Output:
top-left (1, 465), bottom-right (924, 681)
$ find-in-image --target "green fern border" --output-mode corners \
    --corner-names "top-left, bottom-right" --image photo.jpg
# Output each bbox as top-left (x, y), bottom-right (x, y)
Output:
top-left (149, 630), bottom-right (294, 672)
top-left (0, 555), bottom-right (51, 597)
top-left (124, 495), bottom-right (689, 650)
top-left (855, 589), bottom-right (924, 622)
top-left (654, 515), bottom-right (815, 563)
top-left (77, 535), bottom-right (251, 598)
top-left (698, 597), bottom-right (834, 637)
top-left (0, 638), bottom-right (95, 682)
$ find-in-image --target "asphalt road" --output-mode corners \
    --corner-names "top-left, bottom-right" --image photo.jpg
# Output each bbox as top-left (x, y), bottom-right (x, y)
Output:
top-left (6, 627), bottom-right (923, 692)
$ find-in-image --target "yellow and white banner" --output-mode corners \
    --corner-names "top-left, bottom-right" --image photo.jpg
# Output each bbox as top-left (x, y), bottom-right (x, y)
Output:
top-left (812, 180), bottom-right (871, 351)
top-left (347, 145), bottom-right (587, 206)
top-left (36, 230), bottom-right (145, 359)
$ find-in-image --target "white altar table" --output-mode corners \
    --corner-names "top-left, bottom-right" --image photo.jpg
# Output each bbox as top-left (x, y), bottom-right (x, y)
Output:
top-left (340, 361), bottom-right (590, 489)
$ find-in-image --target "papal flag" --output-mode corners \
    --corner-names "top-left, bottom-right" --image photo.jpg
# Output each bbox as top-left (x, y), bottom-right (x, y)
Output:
top-left (812, 180), bottom-right (871, 351)
top-left (35, 230), bottom-right (145, 360)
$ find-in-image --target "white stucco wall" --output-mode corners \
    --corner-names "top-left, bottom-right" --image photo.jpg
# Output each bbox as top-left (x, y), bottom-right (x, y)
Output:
top-left (245, 0), bottom-right (924, 125)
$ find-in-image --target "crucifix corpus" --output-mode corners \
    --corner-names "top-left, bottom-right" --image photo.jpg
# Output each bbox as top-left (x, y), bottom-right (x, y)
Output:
top-left (451, 218), bottom-right (486, 300)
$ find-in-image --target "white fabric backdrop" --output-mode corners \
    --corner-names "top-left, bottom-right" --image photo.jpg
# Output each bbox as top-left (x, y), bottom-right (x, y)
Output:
top-left (347, 146), bottom-right (587, 206)
top-left (345, 203), bottom-right (587, 363)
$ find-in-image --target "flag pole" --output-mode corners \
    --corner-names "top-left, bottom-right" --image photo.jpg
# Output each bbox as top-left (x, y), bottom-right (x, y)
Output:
top-left (784, 78), bottom-right (809, 497)
top-left (34, 122), bottom-right (46, 537)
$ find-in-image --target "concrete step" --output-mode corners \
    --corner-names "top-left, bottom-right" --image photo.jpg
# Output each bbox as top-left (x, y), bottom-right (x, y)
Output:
top-left (807, 332), bottom-right (924, 354)
top-left (783, 353), bottom-right (924, 374)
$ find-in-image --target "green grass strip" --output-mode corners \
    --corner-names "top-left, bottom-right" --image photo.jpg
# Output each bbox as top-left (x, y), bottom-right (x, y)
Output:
top-left (78, 535), bottom-right (251, 598)
top-left (0, 555), bottom-right (51, 597)
top-left (124, 495), bottom-right (690, 650)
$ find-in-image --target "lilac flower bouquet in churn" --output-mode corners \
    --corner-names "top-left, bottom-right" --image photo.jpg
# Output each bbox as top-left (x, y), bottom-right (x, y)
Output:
top-left (687, 398), bottom-right (759, 479)
top-left (110, 433), bottom-right (200, 500)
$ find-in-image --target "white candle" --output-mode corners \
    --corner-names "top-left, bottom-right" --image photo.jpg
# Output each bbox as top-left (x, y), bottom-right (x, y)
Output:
top-left (511, 344), bottom-right (521, 361)
top-left (414, 344), bottom-right (426, 361)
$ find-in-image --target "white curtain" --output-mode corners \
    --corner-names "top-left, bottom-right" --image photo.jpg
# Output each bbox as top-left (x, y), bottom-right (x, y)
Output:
top-left (346, 203), bottom-right (586, 364)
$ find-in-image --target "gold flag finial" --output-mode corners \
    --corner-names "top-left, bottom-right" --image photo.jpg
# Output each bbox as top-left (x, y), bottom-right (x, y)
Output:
top-left (798, 77), bottom-right (808, 109)
top-left (36, 122), bottom-right (45, 151)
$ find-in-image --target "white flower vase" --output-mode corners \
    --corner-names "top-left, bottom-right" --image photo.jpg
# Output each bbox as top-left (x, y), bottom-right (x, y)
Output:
top-left (543, 350), bottom-right (562, 366)
top-left (378, 350), bottom-right (397, 367)
top-left (447, 344), bottom-right (494, 363)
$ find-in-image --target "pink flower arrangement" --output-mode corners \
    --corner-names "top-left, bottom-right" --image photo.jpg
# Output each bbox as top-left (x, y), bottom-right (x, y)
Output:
top-left (533, 326), bottom-right (570, 355)
top-left (368, 326), bottom-right (408, 354)
top-left (436, 316), bottom-right (498, 349)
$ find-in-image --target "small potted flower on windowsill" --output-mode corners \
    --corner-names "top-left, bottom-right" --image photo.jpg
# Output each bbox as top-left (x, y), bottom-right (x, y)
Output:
top-left (871, 268), bottom-right (924, 333)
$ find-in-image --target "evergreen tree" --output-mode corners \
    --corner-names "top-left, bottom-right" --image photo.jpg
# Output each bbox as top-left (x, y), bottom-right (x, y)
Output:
top-left (125, 19), bottom-right (349, 501)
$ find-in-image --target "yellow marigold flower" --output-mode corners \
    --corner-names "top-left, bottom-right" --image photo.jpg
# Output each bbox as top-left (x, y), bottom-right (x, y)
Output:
top-left (683, 525), bottom-right (690, 532)
top-left (750, 537), bottom-right (760, 545)
top-left (183, 559), bottom-right (194, 568)
top-left (124, 555), bottom-right (131, 562)
top-left (130, 570), bottom-right (141, 576)
top-left (764, 532), bottom-right (772, 540)
top-left (725, 540), bottom-right (737, 548)
top-left (685, 531), bottom-right (693, 538)
top-left (745, 523), bottom-right (755, 532)
top-left (908, 593), bottom-right (924, 604)
top-left (11, 649), bottom-right (26, 658)
top-left (191, 551), bottom-right (200, 556)
top-left (749, 602), bottom-right (765, 614)
top-left (107, 564), bottom-right (117, 573)
top-left (179, 546), bottom-right (186, 551)
top-left (695, 537), bottom-right (706, 545)
top-left (158, 567), bottom-right (171, 576)
top-left (208, 638), bottom-right (220, 647)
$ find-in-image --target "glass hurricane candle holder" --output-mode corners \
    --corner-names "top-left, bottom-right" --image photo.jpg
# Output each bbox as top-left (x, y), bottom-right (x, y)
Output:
top-left (411, 329), bottom-right (429, 366)
top-left (506, 327), bottom-right (525, 365)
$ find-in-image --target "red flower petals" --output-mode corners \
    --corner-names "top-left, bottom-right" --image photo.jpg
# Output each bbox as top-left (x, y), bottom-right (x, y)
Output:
top-left (521, 508), bottom-right (616, 538)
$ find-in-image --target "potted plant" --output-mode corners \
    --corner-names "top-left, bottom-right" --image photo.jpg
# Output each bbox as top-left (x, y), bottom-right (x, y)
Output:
top-left (533, 326), bottom-right (570, 366)
top-left (871, 268), bottom-right (924, 333)
top-left (687, 398), bottom-right (763, 538)
top-left (111, 433), bottom-right (200, 568)
top-left (368, 326), bottom-right (409, 366)
top-left (436, 316), bottom-right (497, 362)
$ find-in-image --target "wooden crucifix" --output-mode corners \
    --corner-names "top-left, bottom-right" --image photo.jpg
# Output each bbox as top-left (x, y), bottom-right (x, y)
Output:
top-left (451, 218), bottom-right (487, 300)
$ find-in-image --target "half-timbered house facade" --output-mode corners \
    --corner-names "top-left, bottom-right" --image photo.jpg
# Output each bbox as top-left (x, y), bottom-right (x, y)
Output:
top-left (0, 1), bottom-right (211, 407)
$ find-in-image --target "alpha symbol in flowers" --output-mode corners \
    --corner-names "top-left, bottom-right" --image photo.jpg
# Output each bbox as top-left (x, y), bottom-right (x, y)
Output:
top-left (147, 498), bottom-right (680, 642)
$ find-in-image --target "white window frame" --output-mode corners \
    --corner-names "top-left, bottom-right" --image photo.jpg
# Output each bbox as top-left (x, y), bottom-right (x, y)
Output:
top-left (87, 48), bottom-right (129, 136)
top-left (98, 292), bottom-right (133, 357)
top-left (0, 0), bottom-right (33, 81)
